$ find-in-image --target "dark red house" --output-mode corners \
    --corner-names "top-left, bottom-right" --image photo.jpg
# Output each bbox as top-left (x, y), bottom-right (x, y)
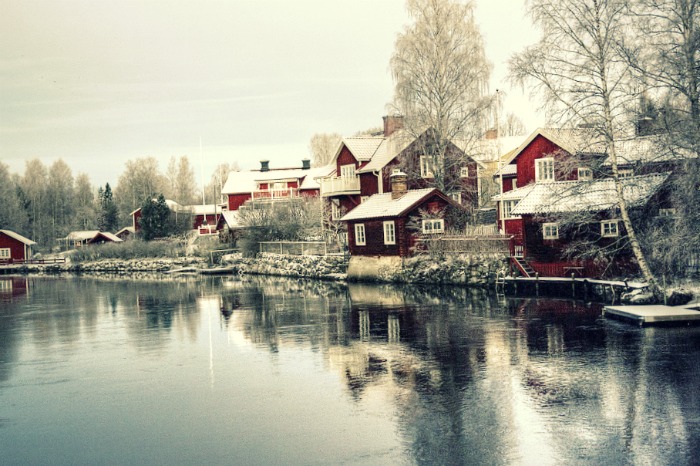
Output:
top-left (0, 230), bottom-right (36, 263)
top-left (492, 128), bottom-right (682, 277)
top-left (340, 171), bottom-right (463, 258)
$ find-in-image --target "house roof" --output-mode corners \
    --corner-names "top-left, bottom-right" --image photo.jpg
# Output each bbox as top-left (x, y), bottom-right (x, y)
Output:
top-left (491, 183), bottom-right (536, 202)
top-left (510, 173), bottom-right (670, 215)
top-left (221, 165), bottom-right (333, 195)
top-left (356, 131), bottom-right (414, 173)
top-left (65, 230), bottom-right (101, 241)
top-left (340, 188), bottom-right (444, 222)
top-left (92, 232), bottom-right (123, 243)
top-left (0, 229), bottom-right (36, 246)
top-left (218, 210), bottom-right (243, 229)
top-left (115, 226), bottom-right (135, 236)
top-left (338, 136), bottom-right (385, 162)
top-left (188, 204), bottom-right (219, 215)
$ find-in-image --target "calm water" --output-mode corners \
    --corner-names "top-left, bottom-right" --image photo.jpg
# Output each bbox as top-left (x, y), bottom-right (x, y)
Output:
top-left (1, 275), bottom-right (699, 466)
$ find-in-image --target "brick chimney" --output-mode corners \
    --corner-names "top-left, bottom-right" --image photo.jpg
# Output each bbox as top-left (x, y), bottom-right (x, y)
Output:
top-left (260, 160), bottom-right (269, 172)
top-left (383, 115), bottom-right (404, 137)
top-left (390, 169), bottom-right (408, 199)
top-left (485, 128), bottom-right (498, 140)
top-left (301, 159), bottom-right (311, 170)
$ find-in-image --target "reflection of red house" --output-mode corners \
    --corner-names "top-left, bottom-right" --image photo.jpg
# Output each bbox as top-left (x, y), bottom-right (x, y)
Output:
top-left (0, 230), bottom-right (36, 263)
top-left (340, 172), bottom-right (463, 258)
top-left (492, 128), bottom-right (681, 278)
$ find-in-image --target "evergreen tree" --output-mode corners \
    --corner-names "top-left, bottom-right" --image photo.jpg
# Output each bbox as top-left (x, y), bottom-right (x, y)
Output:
top-left (139, 194), bottom-right (171, 240)
top-left (98, 183), bottom-right (119, 232)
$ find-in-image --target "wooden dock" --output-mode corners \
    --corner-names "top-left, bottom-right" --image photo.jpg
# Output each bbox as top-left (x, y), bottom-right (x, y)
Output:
top-left (497, 275), bottom-right (646, 302)
top-left (603, 304), bottom-right (700, 326)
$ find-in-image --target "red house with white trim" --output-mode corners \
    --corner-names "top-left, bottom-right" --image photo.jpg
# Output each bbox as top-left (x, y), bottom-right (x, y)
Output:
top-left (0, 230), bottom-right (36, 263)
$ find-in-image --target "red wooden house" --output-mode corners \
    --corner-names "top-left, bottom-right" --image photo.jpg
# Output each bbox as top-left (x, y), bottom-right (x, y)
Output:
top-left (321, 116), bottom-right (482, 238)
top-left (0, 230), bottom-right (36, 263)
top-left (492, 128), bottom-right (681, 278)
top-left (340, 171), bottom-right (464, 258)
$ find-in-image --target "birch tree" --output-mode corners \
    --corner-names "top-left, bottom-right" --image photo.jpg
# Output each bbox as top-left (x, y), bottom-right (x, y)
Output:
top-left (308, 133), bottom-right (342, 167)
top-left (509, 0), bottom-right (661, 291)
top-left (390, 0), bottom-right (492, 193)
top-left (165, 155), bottom-right (198, 205)
top-left (114, 157), bottom-right (165, 226)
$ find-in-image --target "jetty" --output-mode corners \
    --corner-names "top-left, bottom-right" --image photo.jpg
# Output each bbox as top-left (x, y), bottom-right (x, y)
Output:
top-left (497, 275), bottom-right (646, 302)
top-left (603, 303), bottom-right (700, 326)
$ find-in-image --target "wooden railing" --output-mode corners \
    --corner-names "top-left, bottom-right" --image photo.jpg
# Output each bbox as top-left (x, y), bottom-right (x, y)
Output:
top-left (0, 257), bottom-right (66, 265)
top-left (320, 176), bottom-right (361, 197)
top-left (251, 188), bottom-right (299, 201)
top-left (417, 235), bottom-right (512, 255)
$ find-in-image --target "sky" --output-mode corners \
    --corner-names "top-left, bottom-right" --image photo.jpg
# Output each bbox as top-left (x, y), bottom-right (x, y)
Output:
top-left (1, 0), bottom-right (543, 189)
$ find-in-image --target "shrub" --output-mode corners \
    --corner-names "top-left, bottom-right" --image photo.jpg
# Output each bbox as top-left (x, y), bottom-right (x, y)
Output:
top-left (70, 238), bottom-right (186, 262)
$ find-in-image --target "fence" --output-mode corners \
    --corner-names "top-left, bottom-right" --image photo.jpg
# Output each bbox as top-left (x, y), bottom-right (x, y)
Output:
top-left (416, 235), bottom-right (512, 255)
top-left (0, 257), bottom-right (66, 265)
top-left (259, 241), bottom-right (344, 256)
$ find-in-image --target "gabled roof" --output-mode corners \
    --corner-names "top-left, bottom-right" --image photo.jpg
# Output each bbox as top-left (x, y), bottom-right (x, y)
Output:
top-left (510, 173), bottom-right (669, 215)
top-left (340, 188), bottom-right (448, 222)
top-left (188, 204), bottom-right (219, 216)
top-left (222, 165), bottom-right (333, 195)
top-left (65, 230), bottom-right (101, 241)
top-left (336, 136), bottom-right (385, 162)
top-left (91, 232), bottom-right (123, 243)
top-left (299, 165), bottom-right (335, 190)
top-left (491, 183), bottom-right (536, 202)
top-left (0, 229), bottom-right (36, 246)
top-left (218, 210), bottom-right (243, 229)
top-left (356, 131), bottom-right (414, 173)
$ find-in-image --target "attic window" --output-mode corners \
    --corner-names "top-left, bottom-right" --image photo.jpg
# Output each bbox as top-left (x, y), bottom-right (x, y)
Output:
top-left (422, 219), bottom-right (444, 234)
top-left (601, 220), bottom-right (619, 237)
top-left (460, 167), bottom-right (469, 178)
top-left (420, 155), bottom-right (434, 178)
top-left (535, 158), bottom-right (555, 183)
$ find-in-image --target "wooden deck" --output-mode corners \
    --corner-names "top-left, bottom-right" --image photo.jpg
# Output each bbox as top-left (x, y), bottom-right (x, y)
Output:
top-left (497, 275), bottom-right (646, 302)
top-left (603, 304), bottom-right (700, 326)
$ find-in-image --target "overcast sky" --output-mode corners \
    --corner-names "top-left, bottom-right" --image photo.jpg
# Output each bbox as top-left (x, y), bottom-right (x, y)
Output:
top-left (1, 0), bottom-right (542, 188)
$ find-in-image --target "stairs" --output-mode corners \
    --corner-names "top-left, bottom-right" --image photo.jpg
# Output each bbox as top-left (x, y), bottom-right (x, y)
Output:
top-left (512, 256), bottom-right (536, 278)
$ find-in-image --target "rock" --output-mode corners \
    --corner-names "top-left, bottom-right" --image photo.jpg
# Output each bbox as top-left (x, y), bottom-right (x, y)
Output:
top-left (666, 289), bottom-right (694, 306)
top-left (621, 289), bottom-right (657, 305)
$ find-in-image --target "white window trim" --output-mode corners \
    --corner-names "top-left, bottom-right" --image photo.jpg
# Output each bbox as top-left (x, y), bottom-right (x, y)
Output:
top-left (383, 221), bottom-right (396, 245)
top-left (578, 167), bottom-right (593, 181)
top-left (658, 208), bottom-right (677, 217)
top-left (535, 157), bottom-right (555, 183)
top-left (450, 192), bottom-right (462, 204)
top-left (331, 203), bottom-right (341, 221)
top-left (421, 219), bottom-right (445, 234)
top-left (340, 164), bottom-right (355, 179)
top-left (503, 200), bottom-right (521, 220)
top-left (618, 169), bottom-right (634, 178)
top-left (601, 220), bottom-right (619, 238)
top-left (354, 224), bottom-right (366, 246)
top-left (460, 166), bottom-right (469, 178)
top-left (420, 155), bottom-right (434, 178)
top-left (0, 248), bottom-right (10, 259)
top-left (543, 222), bottom-right (559, 240)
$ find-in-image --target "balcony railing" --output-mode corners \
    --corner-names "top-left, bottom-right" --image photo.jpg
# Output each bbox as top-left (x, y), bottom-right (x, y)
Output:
top-left (320, 176), bottom-right (360, 197)
top-left (251, 188), bottom-right (299, 201)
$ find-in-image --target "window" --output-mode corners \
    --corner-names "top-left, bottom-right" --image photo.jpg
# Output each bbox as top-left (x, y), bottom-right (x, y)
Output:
top-left (0, 248), bottom-right (10, 259)
top-left (420, 155), bottom-right (434, 178)
top-left (578, 167), bottom-right (593, 181)
top-left (512, 179), bottom-right (517, 189)
top-left (618, 169), bottom-right (633, 178)
top-left (383, 221), bottom-right (396, 245)
top-left (658, 208), bottom-right (677, 217)
top-left (503, 200), bottom-right (520, 219)
top-left (535, 158), bottom-right (555, 183)
top-left (340, 164), bottom-right (355, 179)
top-left (450, 192), bottom-right (462, 204)
top-left (354, 224), bottom-right (366, 246)
top-left (460, 166), bottom-right (470, 178)
top-left (422, 219), bottom-right (445, 234)
top-left (601, 220), bottom-right (619, 237)
top-left (331, 203), bottom-right (341, 220)
top-left (543, 223), bottom-right (559, 240)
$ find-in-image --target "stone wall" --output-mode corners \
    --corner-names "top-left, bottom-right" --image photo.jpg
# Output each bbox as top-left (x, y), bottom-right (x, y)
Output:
top-left (223, 253), bottom-right (349, 281)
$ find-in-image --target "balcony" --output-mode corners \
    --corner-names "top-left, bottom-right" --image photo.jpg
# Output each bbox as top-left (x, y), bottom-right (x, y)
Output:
top-left (251, 188), bottom-right (300, 201)
top-left (320, 176), bottom-right (361, 197)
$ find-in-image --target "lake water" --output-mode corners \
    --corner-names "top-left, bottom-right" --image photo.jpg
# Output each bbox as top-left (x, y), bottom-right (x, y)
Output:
top-left (1, 275), bottom-right (699, 465)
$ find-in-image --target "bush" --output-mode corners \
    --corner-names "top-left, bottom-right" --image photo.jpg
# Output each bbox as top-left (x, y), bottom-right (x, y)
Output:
top-left (70, 239), bottom-right (186, 262)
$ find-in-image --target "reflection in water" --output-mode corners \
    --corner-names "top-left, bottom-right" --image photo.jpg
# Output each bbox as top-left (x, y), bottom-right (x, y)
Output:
top-left (0, 275), bottom-right (698, 465)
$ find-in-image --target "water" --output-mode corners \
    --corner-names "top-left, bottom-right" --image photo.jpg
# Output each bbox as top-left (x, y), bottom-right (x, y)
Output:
top-left (1, 275), bottom-right (699, 465)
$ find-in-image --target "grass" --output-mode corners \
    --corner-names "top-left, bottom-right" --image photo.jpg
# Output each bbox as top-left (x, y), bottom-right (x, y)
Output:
top-left (69, 239), bottom-right (187, 263)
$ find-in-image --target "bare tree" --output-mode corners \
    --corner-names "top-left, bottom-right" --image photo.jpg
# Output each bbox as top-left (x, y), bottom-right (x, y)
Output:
top-left (0, 162), bottom-right (27, 235)
top-left (308, 133), bottom-right (342, 167)
top-left (500, 113), bottom-right (527, 137)
top-left (205, 162), bottom-right (239, 205)
top-left (509, 0), bottom-right (663, 292)
top-left (165, 155), bottom-right (198, 205)
top-left (389, 0), bottom-right (493, 193)
top-left (114, 157), bottom-right (166, 227)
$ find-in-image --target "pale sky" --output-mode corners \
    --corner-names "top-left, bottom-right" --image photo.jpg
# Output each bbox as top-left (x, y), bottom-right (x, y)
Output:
top-left (1, 0), bottom-right (542, 188)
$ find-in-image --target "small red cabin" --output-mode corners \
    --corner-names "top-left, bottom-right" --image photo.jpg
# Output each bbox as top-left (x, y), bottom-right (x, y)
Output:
top-left (0, 230), bottom-right (36, 263)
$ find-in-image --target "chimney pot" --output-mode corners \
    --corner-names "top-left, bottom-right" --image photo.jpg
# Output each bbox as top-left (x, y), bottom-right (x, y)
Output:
top-left (302, 159), bottom-right (311, 170)
top-left (260, 160), bottom-right (270, 172)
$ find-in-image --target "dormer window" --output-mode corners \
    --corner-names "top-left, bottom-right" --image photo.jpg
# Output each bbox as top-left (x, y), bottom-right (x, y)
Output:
top-left (535, 158), bottom-right (555, 183)
top-left (578, 167), bottom-right (593, 181)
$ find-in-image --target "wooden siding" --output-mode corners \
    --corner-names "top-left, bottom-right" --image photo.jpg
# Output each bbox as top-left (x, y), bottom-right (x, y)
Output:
top-left (0, 232), bottom-right (30, 261)
top-left (228, 193), bottom-right (252, 211)
top-left (516, 135), bottom-right (568, 185)
top-left (336, 146), bottom-right (359, 174)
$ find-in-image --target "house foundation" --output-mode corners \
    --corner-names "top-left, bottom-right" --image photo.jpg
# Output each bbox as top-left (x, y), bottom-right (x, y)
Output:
top-left (347, 256), bottom-right (403, 282)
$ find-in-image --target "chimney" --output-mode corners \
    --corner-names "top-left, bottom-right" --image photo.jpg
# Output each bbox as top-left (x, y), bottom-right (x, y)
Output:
top-left (390, 169), bottom-right (408, 199)
top-left (260, 160), bottom-right (269, 172)
top-left (383, 115), bottom-right (404, 137)
top-left (485, 128), bottom-right (498, 140)
top-left (301, 159), bottom-right (311, 170)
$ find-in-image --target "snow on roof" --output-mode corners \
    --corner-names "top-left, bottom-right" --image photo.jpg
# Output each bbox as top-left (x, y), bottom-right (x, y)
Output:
top-left (0, 229), bottom-right (36, 245)
top-left (510, 173), bottom-right (669, 215)
top-left (65, 230), bottom-right (101, 241)
top-left (94, 232), bottom-right (123, 243)
top-left (300, 165), bottom-right (335, 190)
top-left (187, 204), bottom-right (219, 215)
top-left (491, 183), bottom-right (536, 202)
top-left (340, 188), bottom-right (439, 222)
top-left (222, 165), bottom-right (327, 195)
top-left (341, 136), bottom-right (385, 162)
top-left (464, 135), bottom-right (524, 163)
top-left (357, 131), bottom-right (415, 174)
top-left (219, 210), bottom-right (242, 229)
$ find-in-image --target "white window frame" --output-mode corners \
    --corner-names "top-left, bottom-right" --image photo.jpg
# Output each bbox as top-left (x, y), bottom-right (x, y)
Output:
top-left (450, 192), bottom-right (462, 204)
top-left (512, 179), bottom-right (517, 189)
top-left (420, 155), bottom-right (434, 178)
top-left (503, 200), bottom-right (521, 219)
top-left (0, 248), bottom-right (10, 259)
top-left (658, 208), bottom-right (677, 217)
top-left (331, 203), bottom-right (341, 221)
top-left (578, 167), bottom-right (593, 181)
top-left (601, 220), bottom-right (619, 238)
top-left (421, 219), bottom-right (445, 234)
top-left (340, 164), bottom-right (355, 179)
top-left (383, 221), bottom-right (396, 245)
top-left (543, 223), bottom-right (559, 240)
top-left (535, 157), bottom-right (555, 183)
top-left (354, 224), bottom-right (366, 246)
top-left (618, 169), bottom-right (633, 178)
top-left (460, 166), bottom-right (470, 178)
